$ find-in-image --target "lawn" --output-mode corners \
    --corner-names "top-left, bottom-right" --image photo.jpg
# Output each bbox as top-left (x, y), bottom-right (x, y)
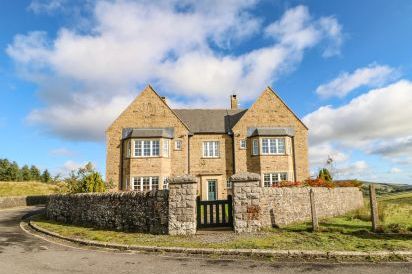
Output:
top-left (0, 181), bottom-right (62, 197)
top-left (31, 191), bottom-right (412, 252)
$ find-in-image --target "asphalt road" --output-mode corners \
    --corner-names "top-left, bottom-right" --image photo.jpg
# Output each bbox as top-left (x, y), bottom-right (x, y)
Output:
top-left (0, 206), bottom-right (411, 274)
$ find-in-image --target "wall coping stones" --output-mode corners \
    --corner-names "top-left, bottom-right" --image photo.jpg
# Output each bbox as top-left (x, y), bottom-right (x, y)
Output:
top-left (230, 172), bottom-right (261, 182)
top-left (167, 174), bottom-right (197, 184)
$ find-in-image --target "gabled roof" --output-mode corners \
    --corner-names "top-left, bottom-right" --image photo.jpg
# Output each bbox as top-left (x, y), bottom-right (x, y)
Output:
top-left (173, 109), bottom-right (247, 134)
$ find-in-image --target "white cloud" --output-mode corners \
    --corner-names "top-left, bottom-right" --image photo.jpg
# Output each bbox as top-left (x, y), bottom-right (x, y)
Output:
top-left (305, 80), bottom-right (412, 181)
top-left (309, 143), bottom-right (348, 167)
top-left (28, 0), bottom-right (66, 14)
top-left (304, 80), bottom-right (412, 147)
top-left (8, 1), bottom-right (343, 140)
top-left (390, 167), bottom-right (402, 174)
top-left (316, 64), bottom-right (399, 98)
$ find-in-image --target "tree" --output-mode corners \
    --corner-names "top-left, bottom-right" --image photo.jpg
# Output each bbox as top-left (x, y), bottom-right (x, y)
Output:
top-left (0, 159), bottom-right (11, 181)
top-left (41, 169), bottom-right (51, 183)
top-left (9, 161), bottom-right (21, 181)
top-left (30, 165), bottom-right (41, 181)
top-left (65, 162), bottom-right (107, 193)
top-left (21, 165), bottom-right (32, 181)
top-left (318, 168), bottom-right (333, 182)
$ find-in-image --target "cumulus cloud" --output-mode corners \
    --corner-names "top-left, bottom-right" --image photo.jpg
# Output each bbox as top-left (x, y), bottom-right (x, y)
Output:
top-left (305, 80), bottom-right (412, 180)
top-left (7, 1), bottom-right (343, 141)
top-left (28, 0), bottom-right (66, 14)
top-left (316, 64), bottom-right (399, 98)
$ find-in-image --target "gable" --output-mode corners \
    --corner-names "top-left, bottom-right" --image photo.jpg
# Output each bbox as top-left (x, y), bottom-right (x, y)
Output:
top-left (106, 85), bottom-right (190, 132)
top-left (232, 86), bottom-right (308, 131)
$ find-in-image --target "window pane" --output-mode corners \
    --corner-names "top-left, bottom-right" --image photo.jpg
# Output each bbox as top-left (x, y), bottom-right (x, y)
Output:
top-left (175, 140), bottom-right (182, 150)
top-left (280, 172), bottom-right (287, 181)
top-left (152, 140), bottom-right (160, 156)
top-left (240, 139), bottom-right (246, 149)
top-left (214, 141), bottom-right (219, 157)
top-left (151, 177), bottom-right (159, 190)
top-left (262, 139), bottom-right (269, 154)
top-left (143, 141), bottom-right (151, 156)
top-left (277, 138), bottom-right (285, 154)
top-left (269, 139), bottom-right (276, 154)
top-left (209, 142), bottom-right (214, 156)
top-left (142, 177), bottom-right (150, 191)
top-left (253, 139), bottom-right (259, 155)
top-left (163, 140), bottom-right (169, 156)
top-left (133, 177), bottom-right (139, 190)
top-left (264, 174), bottom-right (271, 187)
top-left (163, 177), bottom-right (168, 189)
top-left (135, 141), bottom-right (142, 156)
top-left (203, 142), bottom-right (208, 157)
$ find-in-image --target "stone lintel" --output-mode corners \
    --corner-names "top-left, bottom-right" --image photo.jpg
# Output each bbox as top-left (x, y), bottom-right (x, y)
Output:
top-left (230, 172), bottom-right (261, 182)
top-left (167, 175), bottom-right (197, 184)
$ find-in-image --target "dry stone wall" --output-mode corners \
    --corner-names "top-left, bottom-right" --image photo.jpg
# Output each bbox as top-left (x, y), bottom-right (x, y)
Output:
top-left (46, 191), bottom-right (169, 234)
top-left (231, 173), bottom-right (364, 233)
top-left (0, 195), bottom-right (49, 209)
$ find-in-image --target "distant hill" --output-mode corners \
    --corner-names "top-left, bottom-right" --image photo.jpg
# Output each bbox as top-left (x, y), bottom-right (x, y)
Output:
top-left (335, 180), bottom-right (412, 196)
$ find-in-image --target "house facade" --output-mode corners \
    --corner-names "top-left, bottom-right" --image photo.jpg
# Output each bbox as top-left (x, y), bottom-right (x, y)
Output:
top-left (106, 85), bottom-right (309, 200)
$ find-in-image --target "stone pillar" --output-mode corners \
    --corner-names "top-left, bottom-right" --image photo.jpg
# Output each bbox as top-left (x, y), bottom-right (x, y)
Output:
top-left (167, 175), bottom-right (198, 235)
top-left (230, 172), bottom-right (262, 233)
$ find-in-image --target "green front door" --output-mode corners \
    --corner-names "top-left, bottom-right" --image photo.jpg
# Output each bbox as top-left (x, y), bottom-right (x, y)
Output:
top-left (207, 180), bottom-right (217, 201)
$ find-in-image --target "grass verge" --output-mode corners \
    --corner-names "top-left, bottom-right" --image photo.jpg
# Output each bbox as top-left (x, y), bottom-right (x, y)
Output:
top-left (0, 181), bottom-right (61, 197)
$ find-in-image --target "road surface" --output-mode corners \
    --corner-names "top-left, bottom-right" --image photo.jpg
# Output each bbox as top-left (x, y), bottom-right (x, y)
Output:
top-left (0, 206), bottom-right (410, 274)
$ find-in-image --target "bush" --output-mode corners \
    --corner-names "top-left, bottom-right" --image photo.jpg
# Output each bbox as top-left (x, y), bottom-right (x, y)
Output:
top-left (318, 168), bottom-right (332, 182)
top-left (304, 178), bottom-right (335, 188)
top-left (65, 162), bottom-right (107, 193)
top-left (273, 181), bottom-right (303, 188)
top-left (334, 180), bottom-right (363, 188)
top-left (385, 223), bottom-right (409, 233)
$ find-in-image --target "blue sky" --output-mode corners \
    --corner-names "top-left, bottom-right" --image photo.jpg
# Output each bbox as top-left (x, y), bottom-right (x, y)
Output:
top-left (1, 0), bottom-right (412, 184)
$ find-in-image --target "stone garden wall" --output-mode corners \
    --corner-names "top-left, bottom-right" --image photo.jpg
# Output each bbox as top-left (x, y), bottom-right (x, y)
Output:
top-left (0, 195), bottom-right (49, 209)
top-left (46, 191), bottom-right (169, 234)
top-left (231, 173), bottom-right (364, 233)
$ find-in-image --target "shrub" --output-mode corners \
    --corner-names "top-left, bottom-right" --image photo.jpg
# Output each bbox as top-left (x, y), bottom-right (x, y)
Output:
top-left (65, 162), bottom-right (107, 193)
top-left (273, 181), bottom-right (303, 188)
top-left (304, 178), bottom-right (335, 188)
top-left (318, 168), bottom-right (332, 182)
top-left (385, 223), bottom-right (409, 233)
top-left (334, 180), bottom-right (363, 188)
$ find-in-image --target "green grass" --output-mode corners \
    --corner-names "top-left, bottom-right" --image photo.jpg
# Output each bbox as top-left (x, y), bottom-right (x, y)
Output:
top-left (0, 181), bottom-right (62, 197)
top-left (31, 191), bottom-right (412, 252)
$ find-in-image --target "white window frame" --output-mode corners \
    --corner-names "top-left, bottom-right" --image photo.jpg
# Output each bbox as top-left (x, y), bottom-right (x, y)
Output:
top-left (163, 177), bottom-right (169, 189)
top-left (240, 139), bottom-right (247, 149)
top-left (163, 139), bottom-right (169, 157)
top-left (226, 180), bottom-right (232, 189)
top-left (263, 172), bottom-right (288, 187)
top-left (252, 139), bottom-right (259, 155)
top-left (132, 176), bottom-right (160, 191)
top-left (126, 140), bottom-right (131, 157)
top-left (260, 138), bottom-right (286, 155)
top-left (202, 141), bottom-right (220, 158)
top-left (175, 140), bottom-right (182, 150)
top-left (133, 139), bottom-right (161, 157)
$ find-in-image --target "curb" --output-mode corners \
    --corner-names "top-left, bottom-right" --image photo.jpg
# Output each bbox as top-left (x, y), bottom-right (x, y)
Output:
top-left (26, 220), bottom-right (412, 261)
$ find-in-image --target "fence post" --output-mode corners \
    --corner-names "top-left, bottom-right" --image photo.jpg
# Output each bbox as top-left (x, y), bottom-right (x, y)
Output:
top-left (369, 184), bottom-right (379, 232)
top-left (309, 189), bottom-right (319, 232)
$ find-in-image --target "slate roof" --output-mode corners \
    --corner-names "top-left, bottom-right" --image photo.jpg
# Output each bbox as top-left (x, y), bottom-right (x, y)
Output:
top-left (122, 128), bottom-right (174, 139)
top-left (172, 109), bottom-right (247, 134)
top-left (247, 127), bottom-right (295, 137)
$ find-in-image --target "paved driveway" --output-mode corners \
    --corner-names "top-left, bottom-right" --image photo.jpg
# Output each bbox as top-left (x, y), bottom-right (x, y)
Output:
top-left (0, 206), bottom-right (411, 274)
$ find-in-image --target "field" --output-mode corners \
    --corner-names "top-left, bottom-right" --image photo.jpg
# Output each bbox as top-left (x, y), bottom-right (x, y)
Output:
top-left (0, 181), bottom-right (62, 197)
top-left (32, 191), bottom-right (412, 252)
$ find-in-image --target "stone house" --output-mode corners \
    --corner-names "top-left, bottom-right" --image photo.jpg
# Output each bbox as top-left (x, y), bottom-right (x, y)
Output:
top-left (106, 85), bottom-right (309, 200)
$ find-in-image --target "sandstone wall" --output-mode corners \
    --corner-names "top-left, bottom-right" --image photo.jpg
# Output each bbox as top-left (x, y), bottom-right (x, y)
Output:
top-left (232, 173), bottom-right (364, 233)
top-left (46, 191), bottom-right (169, 234)
top-left (0, 195), bottom-right (49, 209)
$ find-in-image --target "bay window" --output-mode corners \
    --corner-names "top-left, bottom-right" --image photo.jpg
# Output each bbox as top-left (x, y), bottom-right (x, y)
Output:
top-left (134, 140), bottom-right (160, 157)
top-left (263, 172), bottom-right (288, 187)
top-left (132, 176), bottom-right (160, 191)
top-left (261, 138), bottom-right (285, 155)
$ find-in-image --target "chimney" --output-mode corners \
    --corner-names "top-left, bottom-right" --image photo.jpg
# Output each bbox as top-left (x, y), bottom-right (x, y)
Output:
top-left (230, 94), bottom-right (238, 110)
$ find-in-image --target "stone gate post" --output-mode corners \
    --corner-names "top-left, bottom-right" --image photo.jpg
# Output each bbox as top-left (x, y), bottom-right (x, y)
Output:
top-left (167, 175), bottom-right (198, 235)
top-left (230, 172), bottom-right (262, 233)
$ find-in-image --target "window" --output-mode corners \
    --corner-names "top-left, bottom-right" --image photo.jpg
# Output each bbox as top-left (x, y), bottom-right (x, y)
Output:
top-left (263, 172), bottom-right (288, 187)
top-left (163, 140), bottom-right (169, 157)
top-left (134, 140), bottom-right (160, 157)
top-left (126, 140), bottom-right (131, 157)
top-left (226, 180), bottom-right (232, 189)
top-left (203, 141), bottom-right (219, 157)
top-left (132, 176), bottom-right (160, 191)
top-left (240, 139), bottom-right (246, 149)
top-left (163, 177), bottom-right (169, 189)
top-left (175, 140), bottom-right (182, 150)
top-left (261, 138), bottom-right (286, 155)
top-left (252, 139), bottom-right (259, 155)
